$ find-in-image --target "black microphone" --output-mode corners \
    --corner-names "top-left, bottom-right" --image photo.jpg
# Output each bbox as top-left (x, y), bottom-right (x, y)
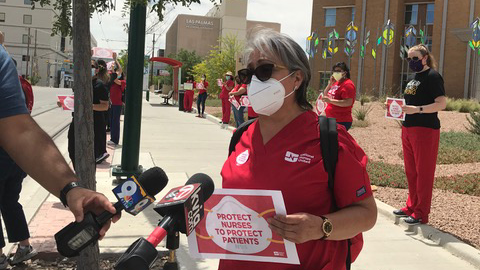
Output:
top-left (114, 173), bottom-right (215, 270)
top-left (55, 167), bottom-right (169, 257)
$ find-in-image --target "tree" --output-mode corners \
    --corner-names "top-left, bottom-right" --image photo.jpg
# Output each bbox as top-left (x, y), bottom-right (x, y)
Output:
top-left (193, 34), bottom-right (244, 97)
top-left (29, 0), bottom-right (219, 269)
top-left (166, 49), bottom-right (203, 83)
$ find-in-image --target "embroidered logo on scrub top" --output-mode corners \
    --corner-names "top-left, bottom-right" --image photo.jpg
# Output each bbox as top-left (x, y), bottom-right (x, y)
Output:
top-left (404, 80), bottom-right (420, 95)
top-left (285, 151), bottom-right (314, 164)
top-left (236, 150), bottom-right (249, 166)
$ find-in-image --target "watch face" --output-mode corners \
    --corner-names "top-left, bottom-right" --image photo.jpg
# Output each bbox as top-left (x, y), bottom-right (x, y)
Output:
top-left (323, 220), bottom-right (333, 234)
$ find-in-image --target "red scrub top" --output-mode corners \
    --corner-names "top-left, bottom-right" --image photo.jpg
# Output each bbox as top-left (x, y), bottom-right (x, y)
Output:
top-left (230, 84), bottom-right (247, 103)
top-left (324, 78), bottom-right (356, 123)
top-left (245, 86), bottom-right (258, 118)
top-left (219, 79), bottom-right (234, 99)
top-left (219, 110), bottom-right (372, 270)
top-left (110, 80), bottom-right (126, 106)
top-left (197, 81), bottom-right (208, 94)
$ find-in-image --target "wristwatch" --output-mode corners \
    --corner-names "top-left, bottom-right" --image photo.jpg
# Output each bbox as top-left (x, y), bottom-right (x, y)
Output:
top-left (419, 106), bottom-right (423, 114)
top-left (320, 216), bottom-right (333, 240)
top-left (60, 182), bottom-right (80, 207)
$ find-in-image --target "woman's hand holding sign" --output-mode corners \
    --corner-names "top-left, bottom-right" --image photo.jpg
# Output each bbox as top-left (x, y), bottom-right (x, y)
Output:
top-left (267, 213), bottom-right (324, 244)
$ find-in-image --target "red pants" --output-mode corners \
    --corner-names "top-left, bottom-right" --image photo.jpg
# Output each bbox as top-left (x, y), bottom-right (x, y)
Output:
top-left (401, 126), bottom-right (440, 223)
top-left (221, 98), bottom-right (231, 124)
top-left (183, 90), bottom-right (194, 112)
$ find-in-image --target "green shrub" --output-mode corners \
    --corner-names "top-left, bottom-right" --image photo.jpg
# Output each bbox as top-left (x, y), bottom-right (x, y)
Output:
top-left (446, 98), bottom-right (480, 113)
top-left (307, 87), bottom-right (319, 104)
top-left (437, 131), bottom-right (480, 164)
top-left (445, 98), bottom-right (461, 111)
top-left (353, 104), bottom-right (373, 121)
top-left (466, 112), bottom-right (480, 136)
top-left (359, 94), bottom-right (371, 106)
top-left (435, 173), bottom-right (480, 196)
top-left (367, 161), bottom-right (407, 189)
top-left (352, 120), bottom-right (369, 128)
top-left (368, 161), bottom-right (480, 196)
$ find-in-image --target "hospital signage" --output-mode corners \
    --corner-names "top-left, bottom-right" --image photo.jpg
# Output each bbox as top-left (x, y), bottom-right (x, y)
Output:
top-left (186, 19), bottom-right (215, 29)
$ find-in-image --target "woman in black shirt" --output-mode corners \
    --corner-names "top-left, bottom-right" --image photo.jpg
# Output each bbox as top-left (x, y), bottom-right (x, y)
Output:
top-left (92, 60), bottom-right (110, 163)
top-left (393, 44), bottom-right (447, 225)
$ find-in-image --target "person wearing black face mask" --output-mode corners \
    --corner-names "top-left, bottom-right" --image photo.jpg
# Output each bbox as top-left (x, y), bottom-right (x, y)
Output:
top-left (392, 44), bottom-right (447, 225)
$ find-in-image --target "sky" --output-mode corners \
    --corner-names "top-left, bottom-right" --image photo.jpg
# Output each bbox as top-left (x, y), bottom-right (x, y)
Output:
top-left (90, 0), bottom-right (314, 55)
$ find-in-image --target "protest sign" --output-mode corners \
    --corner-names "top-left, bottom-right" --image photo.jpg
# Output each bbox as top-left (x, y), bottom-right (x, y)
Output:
top-left (57, 95), bottom-right (75, 111)
top-left (188, 189), bottom-right (299, 265)
top-left (385, 98), bottom-right (406, 121)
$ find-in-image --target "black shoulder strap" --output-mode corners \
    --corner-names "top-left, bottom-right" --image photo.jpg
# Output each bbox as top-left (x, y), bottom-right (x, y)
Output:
top-left (318, 116), bottom-right (338, 191)
top-left (228, 119), bottom-right (257, 156)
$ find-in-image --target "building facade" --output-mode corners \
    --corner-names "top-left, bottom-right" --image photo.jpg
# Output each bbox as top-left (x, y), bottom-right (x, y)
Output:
top-left (310, 0), bottom-right (480, 99)
top-left (0, 0), bottom-right (81, 87)
top-left (165, 0), bottom-right (281, 72)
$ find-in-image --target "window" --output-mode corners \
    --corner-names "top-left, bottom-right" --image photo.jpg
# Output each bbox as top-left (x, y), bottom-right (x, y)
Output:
top-left (351, 7), bottom-right (356, 22)
top-left (405, 4), bottom-right (418, 25)
top-left (24, 0), bottom-right (32, 4)
top-left (425, 36), bottom-right (433, 52)
top-left (22, 34), bottom-right (29, 44)
top-left (23, 15), bottom-right (32, 25)
top-left (427, 4), bottom-right (435, 25)
top-left (0, 13), bottom-right (5, 23)
top-left (325, 8), bottom-right (336, 27)
top-left (320, 72), bottom-right (332, 89)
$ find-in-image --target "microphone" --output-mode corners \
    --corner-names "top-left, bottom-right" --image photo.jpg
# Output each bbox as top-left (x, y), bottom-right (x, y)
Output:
top-left (54, 167), bottom-right (169, 258)
top-left (114, 173), bottom-right (215, 270)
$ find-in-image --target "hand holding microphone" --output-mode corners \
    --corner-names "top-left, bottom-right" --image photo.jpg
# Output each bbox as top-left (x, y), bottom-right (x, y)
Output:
top-left (55, 167), bottom-right (169, 257)
top-left (114, 173), bottom-right (215, 270)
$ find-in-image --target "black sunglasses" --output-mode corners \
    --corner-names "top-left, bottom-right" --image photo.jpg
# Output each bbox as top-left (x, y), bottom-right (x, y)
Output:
top-left (237, 63), bottom-right (287, 84)
top-left (406, 56), bottom-right (422, 62)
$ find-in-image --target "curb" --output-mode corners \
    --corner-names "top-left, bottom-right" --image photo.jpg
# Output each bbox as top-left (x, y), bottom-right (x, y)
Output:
top-left (375, 199), bottom-right (480, 269)
top-left (192, 107), bottom-right (235, 132)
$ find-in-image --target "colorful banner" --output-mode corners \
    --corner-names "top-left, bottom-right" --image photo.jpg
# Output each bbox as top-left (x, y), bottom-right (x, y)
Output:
top-left (385, 98), bottom-right (406, 121)
top-left (57, 95), bottom-right (74, 111)
top-left (470, 18), bottom-right (480, 50)
top-left (188, 189), bottom-right (300, 265)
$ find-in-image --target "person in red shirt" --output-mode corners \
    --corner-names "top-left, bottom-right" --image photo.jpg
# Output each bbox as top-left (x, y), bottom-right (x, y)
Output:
top-left (219, 71), bottom-right (234, 129)
top-left (322, 62), bottom-right (356, 131)
top-left (108, 70), bottom-right (126, 145)
top-left (183, 77), bottom-right (195, 113)
top-left (222, 29), bottom-right (377, 270)
top-left (196, 74), bottom-right (209, 118)
top-left (228, 76), bottom-right (247, 127)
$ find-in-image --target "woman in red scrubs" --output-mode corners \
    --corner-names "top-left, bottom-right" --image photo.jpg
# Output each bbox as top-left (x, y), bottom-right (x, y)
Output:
top-left (322, 62), bottom-right (356, 131)
top-left (219, 72), bottom-right (234, 129)
top-left (221, 29), bottom-right (377, 270)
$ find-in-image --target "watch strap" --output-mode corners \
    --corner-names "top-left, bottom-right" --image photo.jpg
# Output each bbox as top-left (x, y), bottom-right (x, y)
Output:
top-left (60, 182), bottom-right (80, 207)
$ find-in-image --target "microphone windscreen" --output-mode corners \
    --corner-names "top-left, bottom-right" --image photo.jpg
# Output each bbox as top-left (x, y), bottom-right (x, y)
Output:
top-left (186, 173), bottom-right (215, 200)
top-left (138, 167), bottom-right (169, 196)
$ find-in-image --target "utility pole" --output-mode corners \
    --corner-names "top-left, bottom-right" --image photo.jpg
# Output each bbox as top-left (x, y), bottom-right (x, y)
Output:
top-left (148, 33), bottom-right (155, 102)
top-left (26, 27), bottom-right (31, 79)
top-left (32, 29), bottom-right (38, 80)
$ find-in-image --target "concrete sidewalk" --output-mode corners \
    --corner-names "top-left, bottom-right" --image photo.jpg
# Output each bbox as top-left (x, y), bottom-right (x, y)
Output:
top-left (25, 93), bottom-right (479, 269)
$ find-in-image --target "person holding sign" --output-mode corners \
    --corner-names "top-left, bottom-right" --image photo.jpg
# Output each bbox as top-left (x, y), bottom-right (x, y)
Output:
top-left (196, 74), bottom-right (209, 118)
top-left (219, 72), bottom-right (235, 129)
top-left (393, 44), bottom-right (446, 225)
top-left (222, 29), bottom-right (377, 270)
top-left (183, 77), bottom-right (195, 113)
top-left (322, 62), bottom-right (356, 130)
top-left (229, 76), bottom-right (247, 127)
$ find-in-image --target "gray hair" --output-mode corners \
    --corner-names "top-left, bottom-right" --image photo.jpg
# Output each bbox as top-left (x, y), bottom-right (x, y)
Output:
top-left (245, 28), bottom-right (312, 110)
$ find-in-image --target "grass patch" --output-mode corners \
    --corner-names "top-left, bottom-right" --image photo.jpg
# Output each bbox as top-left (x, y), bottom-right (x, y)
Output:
top-left (205, 98), bottom-right (222, 107)
top-left (437, 132), bottom-right (480, 164)
top-left (368, 161), bottom-right (480, 196)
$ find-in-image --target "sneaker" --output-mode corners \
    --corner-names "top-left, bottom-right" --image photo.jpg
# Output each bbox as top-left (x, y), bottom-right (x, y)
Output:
top-left (95, 152), bottom-right (110, 164)
top-left (196, 115), bottom-right (202, 118)
top-left (0, 254), bottom-right (8, 269)
top-left (10, 245), bottom-right (38, 265)
top-left (393, 209), bottom-right (408, 217)
top-left (107, 140), bottom-right (117, 146)
top-left (404, 216), bottom-right (421, 225)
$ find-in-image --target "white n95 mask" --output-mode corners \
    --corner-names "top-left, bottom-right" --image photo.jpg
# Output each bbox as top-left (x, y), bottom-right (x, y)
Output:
top-left (247, 73), bottom-right (296, 116)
